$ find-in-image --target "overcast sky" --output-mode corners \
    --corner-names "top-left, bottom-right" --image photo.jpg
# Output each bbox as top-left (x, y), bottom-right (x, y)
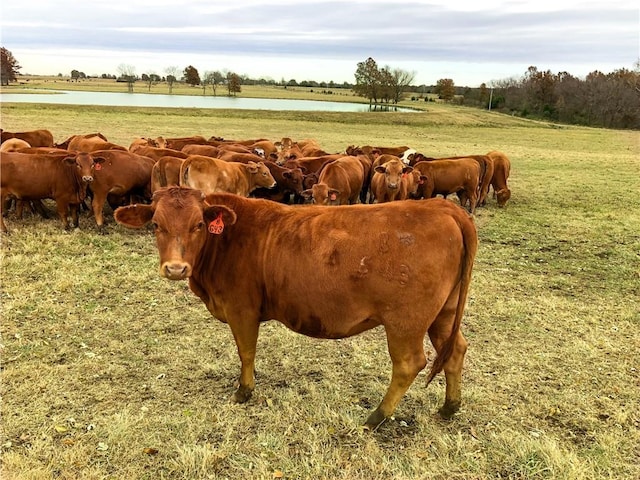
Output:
top-left (1, 0), bottom-right (637, 87)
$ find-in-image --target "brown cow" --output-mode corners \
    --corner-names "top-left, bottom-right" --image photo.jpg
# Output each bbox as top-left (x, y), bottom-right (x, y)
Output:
top-left (1, 129), bottom-right (54, 148)
top-left (151, 156), bottom-right (184, 193)
top-left (0, 138), bottom-right (31, 152)
top-left (181, 144), bottom-right (221, 158)
top-left (300, 155), bottom-right (364, 205)
top-left (180, 155), bottom-right (276, 196)
top-left (163, 136), bottom-right (210, 150)
top-left (68, 134), bottom-right (127, 153)
top-left (251, 161), bottom-right (305, 203)
top-left (87, 150), bottom-right (155, 228)
top-left (412, 158), bottom-right (481, 214)
top-left (114, 187), bottom-right (477, 428)
top-left (129, 145), bottom-right (189, 162)
top-left (370, 157), bottom-right (414, 203)
top-left (1, 151), bottom-right (104, 232)
top-left (486, 151), bottom-right (512, 206)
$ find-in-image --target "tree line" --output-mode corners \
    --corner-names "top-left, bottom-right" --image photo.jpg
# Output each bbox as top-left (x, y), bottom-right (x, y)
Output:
top-left (2, 46), bottom-right (638, 129)
top-left (461, 65), bottom-right (640, 130)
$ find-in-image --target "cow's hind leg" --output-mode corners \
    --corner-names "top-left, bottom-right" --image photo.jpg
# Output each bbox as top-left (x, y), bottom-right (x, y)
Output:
top-left (365, 328), bottom-right (428, 430)
top-left (428, 292), bottom-right (468, 419)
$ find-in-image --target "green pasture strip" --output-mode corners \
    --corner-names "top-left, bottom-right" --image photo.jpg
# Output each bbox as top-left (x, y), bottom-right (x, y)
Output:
top-left (1, 102), bottom-right (638, 479)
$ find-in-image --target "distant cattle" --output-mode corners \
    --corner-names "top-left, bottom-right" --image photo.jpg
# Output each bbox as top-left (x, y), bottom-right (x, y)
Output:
top-left (114, 187), bottom-right (477, 429)
top-left (486, 151), bottom-right (512, 206)
top-left (1, 151), bottom-right (104, 232)
top-left (180, 155), bottom-right (276, 196)
top-left (301, 155), bottom-right (364, 205)
top-left (412, 158), bottom-right (481, 213)
top-left (1, 129), bottom-right (54, 148)
top-left (87, 150), bottom-right (155, 228)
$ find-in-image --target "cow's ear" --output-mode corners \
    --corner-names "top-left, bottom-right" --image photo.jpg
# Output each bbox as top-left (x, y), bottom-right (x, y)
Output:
top-left (374, 165), bottom-right (386, 174)
top-left (203, 205), bottom-right (237, 228)
top-left (93, 156), bottom-right (106, 165)
top-left (402, 165), bottom-right (414, 173)
top-left (114, 204), bottom-right (154, 228)
top-left (246, 161), bottom-right (259, 173)
top-left (63, 156), bottom-right (76, 166)
top-left (300, 189), bottom-right (313, 200)
top-left (282, 171), bottom-right (292, 179)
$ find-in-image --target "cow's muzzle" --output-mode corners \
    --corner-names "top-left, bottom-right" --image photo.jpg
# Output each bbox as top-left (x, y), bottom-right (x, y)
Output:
top-left (161, 262), bottom-right (191, 280)
top-left (82, 175), bottom-right (94, 182)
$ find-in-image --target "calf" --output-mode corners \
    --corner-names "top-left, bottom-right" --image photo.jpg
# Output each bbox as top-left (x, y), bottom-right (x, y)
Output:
top-left (1, 151), bottom-right (104, 232)
top-left (412, 158), bottom-right (481, 214)
top-left (300, 155), bottom-right (364, 205)
top-left (87, 150), bottom-right (155, 228)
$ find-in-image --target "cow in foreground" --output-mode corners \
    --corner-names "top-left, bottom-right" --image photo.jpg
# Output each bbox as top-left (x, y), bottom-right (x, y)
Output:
top-left (114, 186), bottom-right (477, 429)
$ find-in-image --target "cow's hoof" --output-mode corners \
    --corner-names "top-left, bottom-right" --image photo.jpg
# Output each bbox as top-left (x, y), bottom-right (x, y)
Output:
top-left (438, 400), bottom-right (461, 419)
top-left (363, 408), bottom-right (388, 431)
top-left (233, 385), bottom-right (253, 403)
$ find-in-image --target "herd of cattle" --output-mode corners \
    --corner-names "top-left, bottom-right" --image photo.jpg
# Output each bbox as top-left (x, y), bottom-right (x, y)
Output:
top-left (1, 126), bottom-right (512, 426)
top-left (0, 128), bottom-right (511, 233)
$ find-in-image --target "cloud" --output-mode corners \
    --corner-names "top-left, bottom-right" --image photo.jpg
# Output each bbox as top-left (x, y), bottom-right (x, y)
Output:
top-left (1, 0), bottom-right (637, 86)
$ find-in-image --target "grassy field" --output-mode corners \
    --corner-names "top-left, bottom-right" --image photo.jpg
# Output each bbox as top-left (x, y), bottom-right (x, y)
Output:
top-left (1, 100), bottom-right (639, 480)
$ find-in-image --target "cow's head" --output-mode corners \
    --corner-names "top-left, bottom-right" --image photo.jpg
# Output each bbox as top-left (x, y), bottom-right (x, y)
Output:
top-left (301, 183), bottom-right (341, 205)
top-left (247, 161), bottom-right (277, 189)
top-left (281, 167), bottom-right (304, 194)
top-left (66, 152), bottom-right (105, 183)
top-left (374, 159), bottom-right (410, 191)
top-left (114, 187), bottom-right (237, 280)
top-left (496, 188), bottom-right (511, 207)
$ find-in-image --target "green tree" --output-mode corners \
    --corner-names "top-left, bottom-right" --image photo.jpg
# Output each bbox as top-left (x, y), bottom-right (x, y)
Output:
top-left (227, 72), bottom-right (241, 96)
top-left (1, 47), bottom-right (21, 86)
top-left (183, 65), bottom-right (200, 86)
top-left (354, 57), bottom-right (382, 105)
top-left (435, 78), bottom-right (456, 101)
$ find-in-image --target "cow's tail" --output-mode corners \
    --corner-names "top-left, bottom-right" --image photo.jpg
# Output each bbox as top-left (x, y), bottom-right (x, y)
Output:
top-left (180, 157), bottom-right (192, 186)
top-left (426, 212), bottom-right (478, 385)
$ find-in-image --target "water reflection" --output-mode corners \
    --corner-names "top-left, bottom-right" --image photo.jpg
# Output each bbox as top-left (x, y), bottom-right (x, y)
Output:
top-left (0, 90), bottom-right (416, 113)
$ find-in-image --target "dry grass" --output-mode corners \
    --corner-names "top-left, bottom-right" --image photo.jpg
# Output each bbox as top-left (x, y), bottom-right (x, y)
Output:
top-left (1, 101), bottom-right (639, 480)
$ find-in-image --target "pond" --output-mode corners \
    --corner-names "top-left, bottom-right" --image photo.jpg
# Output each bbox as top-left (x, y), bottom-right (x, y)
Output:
top-left (0, 90), bottom-right (416, 112)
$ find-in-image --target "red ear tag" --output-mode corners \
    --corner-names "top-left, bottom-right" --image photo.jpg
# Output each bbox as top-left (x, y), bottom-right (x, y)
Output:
top-left (402, 173), bottom-right (407, 178)
top-left (208, 213), bottom-right (225, 234)
top-left (329, 193), bottom-right (337, 201)
top-left (94, 163), bottom-right (102, 171)
top-left (419, 179), bottom-right (424, 184)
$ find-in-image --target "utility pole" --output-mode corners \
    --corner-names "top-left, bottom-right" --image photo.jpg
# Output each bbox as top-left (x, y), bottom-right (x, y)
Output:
top-left (488, 87), bottom-right (493, 111)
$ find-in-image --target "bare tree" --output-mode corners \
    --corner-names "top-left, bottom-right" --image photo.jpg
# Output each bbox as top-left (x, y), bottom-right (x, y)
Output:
top-left (165, 66), bottom-right (180, 94)
top-left (117, 63), bottom-right (136, 92)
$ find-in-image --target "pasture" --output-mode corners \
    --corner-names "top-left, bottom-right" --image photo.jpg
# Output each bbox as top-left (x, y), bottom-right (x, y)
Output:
top-left (1, 102), bottom-right (638, 479)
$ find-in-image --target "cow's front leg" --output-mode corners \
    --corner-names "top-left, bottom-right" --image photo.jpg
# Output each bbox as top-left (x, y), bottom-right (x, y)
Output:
top-left (228, 316), bottom-right (260, 403)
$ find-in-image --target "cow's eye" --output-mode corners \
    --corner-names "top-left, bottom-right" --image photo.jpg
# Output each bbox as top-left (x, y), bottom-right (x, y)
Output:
top-left (151, 222), bottom-right (159, 231)
top-left (194, 221), bottom-right (205, 232)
